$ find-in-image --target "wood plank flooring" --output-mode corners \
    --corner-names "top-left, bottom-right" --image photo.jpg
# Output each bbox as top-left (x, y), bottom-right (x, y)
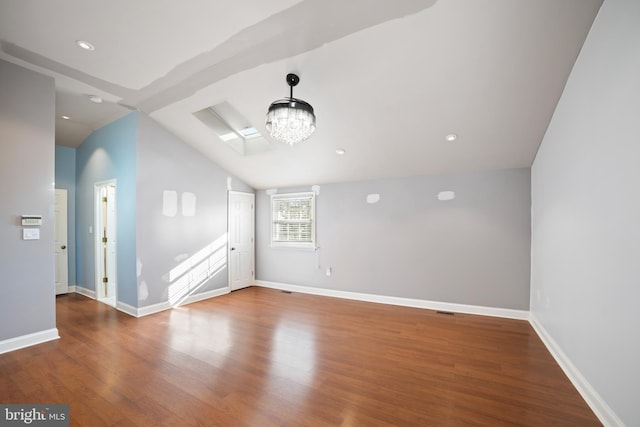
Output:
top-left (0, 287), bottom-right (600, 426)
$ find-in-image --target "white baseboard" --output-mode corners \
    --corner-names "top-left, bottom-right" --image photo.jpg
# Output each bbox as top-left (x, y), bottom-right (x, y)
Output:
top-left (529, 314), bottom-right (623, 427)
top-left (136, 300), bottom-right (171, 317)
top-left (255, 281), bottom-right (529, 320)
top-left (134, 287), bottom-right (231, 318)
top-left (0, 328), bottom-right (60, 355)
top-left (75, 285), bottom-right (96, 299)
top-left (116, 301), bottom-right (139, 317)
top-left (74, 285), bottom-right (230, 317)
top-left (181, 286), bottom-right (230, 306)
top-left (74, 286), bottom-right (140, 318)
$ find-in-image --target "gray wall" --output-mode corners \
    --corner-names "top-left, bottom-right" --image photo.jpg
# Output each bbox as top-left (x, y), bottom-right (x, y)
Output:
top-left (257, 168), bottom-right (531, 310)
top-left (0, 60), bottom-right (56, 340)
top-left (55, 145), bottom-right (77, 286)
top-left (530, 0), bottom-right (640, 425)
top-left (136, 114), bottom-right (252, 307)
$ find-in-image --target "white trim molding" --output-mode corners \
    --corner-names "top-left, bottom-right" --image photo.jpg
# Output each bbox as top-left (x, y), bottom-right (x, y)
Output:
top-left (74, 286), bottom-right (139, 318)
top-left (0, 328), bottom-right (60, 355)
top-left (74, 286), bottom-right (230, 317)
top-left (181, 287), bottom-right (230, 306)
top-left (134, 287), bottom-right (231, 318)
top-left (136, 300), bottom-right (171, 318)
top-left (75, 285), bottom-right (96, 299)
top-left (529, 314), bottom-right (624, 427)
top-left (116, 301), bottom-right (139, 317)
top-left (256, 281), bottom-right (529, 320)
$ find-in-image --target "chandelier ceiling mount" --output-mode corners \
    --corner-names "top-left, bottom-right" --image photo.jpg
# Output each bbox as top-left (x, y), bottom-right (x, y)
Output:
top-left (265, 73), bottom-right (316, 146)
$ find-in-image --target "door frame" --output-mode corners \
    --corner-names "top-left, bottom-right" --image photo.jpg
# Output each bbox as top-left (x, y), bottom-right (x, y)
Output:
top-left (227, 191), bottom-right (255, 292)
top-left (94, 179), bottom-right (117, 306)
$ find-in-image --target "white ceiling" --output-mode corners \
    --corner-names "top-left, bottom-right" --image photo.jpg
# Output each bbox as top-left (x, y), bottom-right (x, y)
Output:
top-left (0, 0), bottom-right (602, 189)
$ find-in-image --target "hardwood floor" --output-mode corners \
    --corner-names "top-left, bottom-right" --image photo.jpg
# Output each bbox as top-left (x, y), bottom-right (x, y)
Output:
top-left (0, 287), bottom-right (600, 426)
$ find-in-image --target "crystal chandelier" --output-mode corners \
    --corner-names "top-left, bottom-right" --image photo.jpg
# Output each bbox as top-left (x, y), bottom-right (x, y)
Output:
top-left (265, 73), bottom-right (316, 146)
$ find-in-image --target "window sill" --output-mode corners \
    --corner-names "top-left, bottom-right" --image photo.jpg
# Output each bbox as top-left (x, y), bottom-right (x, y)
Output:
top-left (269, 244), bottom-right (318, 252)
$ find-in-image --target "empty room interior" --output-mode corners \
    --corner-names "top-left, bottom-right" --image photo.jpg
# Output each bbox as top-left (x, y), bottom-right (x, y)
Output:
top-left (0, 0), bottom-right (638, 425)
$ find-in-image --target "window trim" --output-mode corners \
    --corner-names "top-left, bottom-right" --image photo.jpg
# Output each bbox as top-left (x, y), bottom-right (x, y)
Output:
top-left (270, 192), bottom-right (316, 250)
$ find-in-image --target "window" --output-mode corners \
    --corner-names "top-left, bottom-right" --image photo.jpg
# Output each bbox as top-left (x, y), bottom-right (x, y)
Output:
top-left (271, 192), bottom-right (316, 249)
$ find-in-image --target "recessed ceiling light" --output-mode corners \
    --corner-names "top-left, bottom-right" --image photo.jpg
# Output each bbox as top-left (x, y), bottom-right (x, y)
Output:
top-left (61, 115), bottom-right (70, 120)
top-left (88, 95), bottom-right (103, 104)
top-left (76, 40), bottom-right (95, 51)
top-left (335, 148), bottom-right (346, 155)
top-left (445, 134), bottom-right (458, 142)
top-left (437, 191), bottom-right (456, 201)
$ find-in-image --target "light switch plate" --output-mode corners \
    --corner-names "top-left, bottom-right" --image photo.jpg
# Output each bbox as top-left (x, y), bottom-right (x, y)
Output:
top-left (23, 228), bottom-right (40, 240)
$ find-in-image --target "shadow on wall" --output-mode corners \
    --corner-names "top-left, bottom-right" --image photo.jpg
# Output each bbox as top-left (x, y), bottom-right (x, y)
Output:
top-left (166, 234), bottom-right (228, 306)
top-left (137, 233), bottom-right (228, 307)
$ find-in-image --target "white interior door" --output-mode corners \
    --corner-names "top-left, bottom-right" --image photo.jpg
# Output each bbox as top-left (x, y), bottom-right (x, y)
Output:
top-left (228, 191), bottom-right (255, 291)
top-left (54, 189), bottom-right (69, 295)
top-left (95, 180), bottom-right (117, 307)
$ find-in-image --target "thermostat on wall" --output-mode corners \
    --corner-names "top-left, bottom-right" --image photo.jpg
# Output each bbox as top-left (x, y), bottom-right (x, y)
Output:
top-left (21, 215), bottom-right (42, 226)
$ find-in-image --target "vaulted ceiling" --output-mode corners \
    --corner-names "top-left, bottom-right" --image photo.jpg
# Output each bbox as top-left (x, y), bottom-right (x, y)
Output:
top-left (0, 0), bottom-right (602, 189)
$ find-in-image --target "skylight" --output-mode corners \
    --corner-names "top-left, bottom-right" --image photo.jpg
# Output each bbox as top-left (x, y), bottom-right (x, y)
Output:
top-left (193, 101), bottom-right (271, 156)
top-left (239, 127), bottom-right (260, 138)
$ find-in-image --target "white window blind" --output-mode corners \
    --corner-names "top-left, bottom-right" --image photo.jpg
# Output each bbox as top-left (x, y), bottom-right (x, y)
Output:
top-left (271, 192), bottom-right (316, 249)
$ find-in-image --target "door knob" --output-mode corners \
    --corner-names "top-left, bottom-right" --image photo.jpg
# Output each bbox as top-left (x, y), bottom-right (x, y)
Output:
top-left (230, 247), bottom-right (236, 251)
top-left (61, 245), bottom-right (67, 250)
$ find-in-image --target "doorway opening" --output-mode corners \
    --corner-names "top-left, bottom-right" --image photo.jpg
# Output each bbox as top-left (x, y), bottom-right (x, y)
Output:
top-left (95, 180), bottom-right (117, 307)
